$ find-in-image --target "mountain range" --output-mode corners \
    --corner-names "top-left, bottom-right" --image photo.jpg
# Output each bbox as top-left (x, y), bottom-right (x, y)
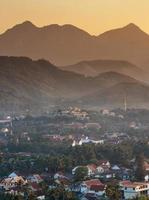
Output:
top-left (1, 22), bottom-right (149, 113)
top-left (61, 60), bottom-right (148, 83)
top-left (0, 56), bottom-right (149, 113)
top-left (1, 21), bottom-right (149, 71)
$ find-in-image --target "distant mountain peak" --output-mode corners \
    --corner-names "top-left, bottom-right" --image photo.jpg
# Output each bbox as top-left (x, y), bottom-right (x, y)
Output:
top-left (42, 23), bottom-right (91, 36)
top-left (21, 20), bottom-right (35, 26)
top-left (123, 23), bottom-right (142, 32)
top-left (15, 21), bottom-right (37, 29)
top-left (125, 23), bottom-right (139, 28)
top-left (4, 21), bottom-right (37, 34)
top-left (99, 22), bottom-right (148, 40)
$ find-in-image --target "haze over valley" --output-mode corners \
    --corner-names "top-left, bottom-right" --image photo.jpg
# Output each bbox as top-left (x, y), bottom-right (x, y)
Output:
top-left (0, 21), bottom-right (149, 113)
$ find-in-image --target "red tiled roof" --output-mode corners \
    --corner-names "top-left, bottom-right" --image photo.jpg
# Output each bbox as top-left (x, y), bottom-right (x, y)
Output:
top-left (87, 164), bottom-right (97, 171)
top-left (90, 184), bottom-right (105, 191)
top-left (120, 180), bottom-right (131, 185)
top-left (120, 181), bottom-right (148, 188)
top-left (84, 179), bottom-right (104, 187)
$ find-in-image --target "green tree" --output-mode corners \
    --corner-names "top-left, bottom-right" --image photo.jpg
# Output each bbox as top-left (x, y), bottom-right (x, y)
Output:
top-left (135, 153), bottom-right (145, 181)
top-left (46, 187), bottom-right (78, 200)
top-left (74, 166), bottom-right (88, 182)
top-left (106, 184), bottom-right (121, 200)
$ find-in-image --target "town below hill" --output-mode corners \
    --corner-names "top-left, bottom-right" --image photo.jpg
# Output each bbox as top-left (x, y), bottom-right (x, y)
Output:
top-left (0, 107), bottom-right (149, 199)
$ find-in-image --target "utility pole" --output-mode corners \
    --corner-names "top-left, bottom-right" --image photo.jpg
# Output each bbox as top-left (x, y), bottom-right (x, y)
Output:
top-left (124, 94), bottom-right (127, 112)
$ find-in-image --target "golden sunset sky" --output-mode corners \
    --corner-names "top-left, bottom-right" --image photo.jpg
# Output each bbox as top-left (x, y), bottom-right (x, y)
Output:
top-left (1, 0), bottom-right (149, 35)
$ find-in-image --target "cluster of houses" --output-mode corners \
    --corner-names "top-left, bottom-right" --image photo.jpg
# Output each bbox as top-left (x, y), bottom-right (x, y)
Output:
top-left (1, 159), bottom-right (149, 199)
top-left (55, 107), bottom-right (89, 120)
top-left (72, 160), bottom-right (133, 182)
top-left (72, 160), bottom-right (111, 177)
top-left (47, 172), bottom-right (149, 200)
top-left (41, 130), bottom-right (130, 148)
top-left (71, 131), bottom-right (130, 147)
top-left (0, 172), bottom-right (45, 199)
top-left (70, 159), bottom-right (149, 199)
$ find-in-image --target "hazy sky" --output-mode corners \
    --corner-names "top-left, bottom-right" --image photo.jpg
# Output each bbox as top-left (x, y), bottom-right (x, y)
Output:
top-left (1, 0), bottom-right (149, 35)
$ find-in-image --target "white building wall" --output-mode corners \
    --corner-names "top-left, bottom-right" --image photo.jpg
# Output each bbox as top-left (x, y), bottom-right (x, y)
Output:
top-left (124, 191), bottom-right (138, 199)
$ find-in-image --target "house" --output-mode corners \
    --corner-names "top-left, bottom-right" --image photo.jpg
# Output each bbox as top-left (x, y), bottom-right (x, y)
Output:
top-left (63, 107), bottom-right (88, 119)
top-left (72, 137), bottom-right (104, 147)
top-left (80, 179), bottom-right (106, 197)
top-left (8, 172), bottom-right (18, 178)
top-left (97, 160), bottom-right (111, 170)
top-left (27, 174), bottom-right (43, 183)
top-left (0, 172), bottom-right (27, 190)
top-left (96, 166), bottom-right (105, 174)
top-left (120, 181), bottom-right (149, 199)
top-left (94, 160), bottom-right (111, 175)
top-left (54, 172), bottom-right (69, 180)
top-left (111, 165), bottom-right (121, 171)
top-left (72, 161), bottom-right (111, 177)
top-left (79, 137), bottom-right (92, 145)
top-left (86, 164), bottom-right (97, 176)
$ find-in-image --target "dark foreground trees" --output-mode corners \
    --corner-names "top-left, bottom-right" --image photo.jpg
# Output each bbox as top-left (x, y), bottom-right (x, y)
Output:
top-left (106, 183), bottom-right (121, 200)
top-left (135, 152), bottom-right (145, 181)
top-left (45, 187), bottom-right (78, 200)
top-left (74, 166), bottom-right (88, 182)
top-left (132, 196), bottom-right (149, 200)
